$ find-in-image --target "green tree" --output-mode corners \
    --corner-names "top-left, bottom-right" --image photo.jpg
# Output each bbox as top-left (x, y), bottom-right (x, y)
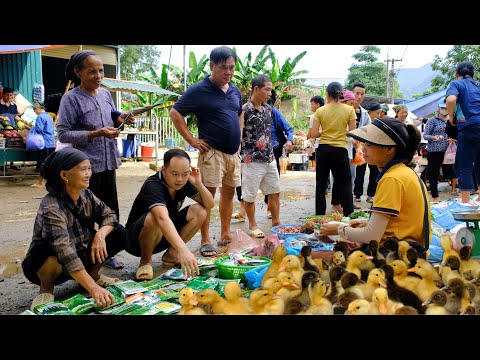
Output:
top-left (233, 45), bottom-right (272, 102)
top-left (345, 45), bottom-right (403, 98)
top-left (119, 45), bottom-right (161, 81)
top-left (266, 47), bottom-right (308, 107)
top-left (430, 45), bottom-right (480, 92)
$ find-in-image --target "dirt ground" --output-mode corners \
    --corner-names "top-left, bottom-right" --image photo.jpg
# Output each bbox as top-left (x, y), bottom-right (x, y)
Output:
top-left (0, 153), bottom-right (455, 314)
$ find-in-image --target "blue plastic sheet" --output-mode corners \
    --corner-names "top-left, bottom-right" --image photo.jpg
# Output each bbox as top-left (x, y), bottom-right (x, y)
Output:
top-left (430, 201), bottom-right (475, 231)
top-left (427, 235), bottom-right (443, 263)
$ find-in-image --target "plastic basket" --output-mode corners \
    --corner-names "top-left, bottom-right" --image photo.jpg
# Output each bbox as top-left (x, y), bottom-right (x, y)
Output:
top-left (271, 224), bottom-right (309, 240)
top-left (215, 256), bottom-right (272, 280)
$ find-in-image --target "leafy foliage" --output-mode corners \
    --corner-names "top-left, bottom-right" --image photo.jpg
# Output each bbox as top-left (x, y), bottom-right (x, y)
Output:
top-left (430, 45), bottom-right (480, 92)
top-left (345, 45), bottom-right (403, 98)
top-left (119, 45), bottom-right (161, 81)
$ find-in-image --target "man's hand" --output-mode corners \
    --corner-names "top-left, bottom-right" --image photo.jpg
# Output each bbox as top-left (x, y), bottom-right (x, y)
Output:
top-left (190, 138), bottom-right (211, 154)
top-left (177, 248), bottom-right (199, 278)
top-left (285, 141), bottom-right (294, 153)
top-left (188, 166), bottom-right (202, 187)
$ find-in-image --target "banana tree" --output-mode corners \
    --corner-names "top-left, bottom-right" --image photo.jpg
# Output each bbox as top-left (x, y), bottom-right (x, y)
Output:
top-left (233, 45), bottom-right (272, 102)
top-left (266, 48), bottom-right (308, 107)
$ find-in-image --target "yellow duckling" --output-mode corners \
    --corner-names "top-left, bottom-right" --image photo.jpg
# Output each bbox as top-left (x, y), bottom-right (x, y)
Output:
top-left (222, 281), bottom-right (251, 315)
top-left (178, 287), bottom-right (206, 315)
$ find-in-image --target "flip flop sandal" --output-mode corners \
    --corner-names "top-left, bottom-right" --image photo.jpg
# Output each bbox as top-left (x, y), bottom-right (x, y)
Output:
top-left (30, 292), bottom-right (55, 312)
top-left (200, 243), bottom-right (218, 257)
top-left (105, 257), bottom-right (124, 269)
top-left (96, 274), bottom-right (121, 288)
top-left (135, 264), bottom-right (153, 281)
top-left (231, 212), bottom-right (246, 222)
top-left (248, 228), bottom-right (265, 238)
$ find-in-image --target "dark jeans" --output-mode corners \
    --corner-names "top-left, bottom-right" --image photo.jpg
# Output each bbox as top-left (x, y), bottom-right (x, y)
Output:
top-left (315, 144), bottom-right (353, 216)
top-left (354, 163), bottom-right (379, 198)
top-left (22, 225), bottom-right (128, 286)
top-left (89, 170), bottom-right (119, 218)
top-left (455, 124), bottom-right (480, 191)
top-left (427, 151), bottom-right (445, 198)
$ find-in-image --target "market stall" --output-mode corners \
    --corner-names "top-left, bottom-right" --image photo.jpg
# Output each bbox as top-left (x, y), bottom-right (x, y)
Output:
top-left (0, 129), bottom-right (38, 178)
top-left (288, 131), bottom-right (309, 171)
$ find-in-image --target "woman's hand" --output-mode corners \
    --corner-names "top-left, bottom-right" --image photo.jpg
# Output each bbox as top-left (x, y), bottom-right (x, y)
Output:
top-left (90, 233), bottom-right (108, 264)
top-left (96, 127), bottom-right (121, 139)
top-left (349, 219), bottom-right (368, 228)
top-left (90, 285), bottom-right (115, 308)
top-left (119, 112), bottom-right (136, 126)
top-left (318, 222), bottom-right (341, 236)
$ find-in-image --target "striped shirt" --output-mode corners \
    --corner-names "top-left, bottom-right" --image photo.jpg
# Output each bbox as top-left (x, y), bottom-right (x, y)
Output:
top-left (26, 190), bottom-right (118, 273)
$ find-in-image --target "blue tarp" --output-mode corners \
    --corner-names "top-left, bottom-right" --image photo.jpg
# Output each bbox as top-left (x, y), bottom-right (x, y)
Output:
top-left (430, 200), bottom-right (475, 231)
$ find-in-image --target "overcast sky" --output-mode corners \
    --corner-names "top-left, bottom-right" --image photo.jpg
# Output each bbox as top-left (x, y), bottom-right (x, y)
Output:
top-left (156, 45), bottom-right (453, 80)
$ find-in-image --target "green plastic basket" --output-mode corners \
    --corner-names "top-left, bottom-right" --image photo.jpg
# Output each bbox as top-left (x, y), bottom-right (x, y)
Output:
top-left (214, 256), bottom-right (272, 280)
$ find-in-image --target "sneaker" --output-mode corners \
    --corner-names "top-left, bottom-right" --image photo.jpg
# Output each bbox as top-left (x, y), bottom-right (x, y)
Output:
top-left (366, 196), bottom-right (374, 203)
top-left (353, 204), bottom-right (361, 210)
top-left (354, 197), bottom-right (361, 203)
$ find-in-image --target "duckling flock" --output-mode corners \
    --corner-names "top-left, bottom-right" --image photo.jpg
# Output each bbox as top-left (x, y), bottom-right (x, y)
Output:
top-left (177, 234), bottom-right (480, 315)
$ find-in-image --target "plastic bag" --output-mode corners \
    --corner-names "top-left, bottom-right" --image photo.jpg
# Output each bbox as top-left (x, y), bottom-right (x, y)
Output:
top-left (350, 144), bottom-right (365, 165)
top-left (26, 128), bottom-right (45, 151)
top-left (227, 229), bottom-right (260, 255)
top-left (443, 142), bottom-right (456, 164)
top-left (252, 234), bottom-right (281, 258)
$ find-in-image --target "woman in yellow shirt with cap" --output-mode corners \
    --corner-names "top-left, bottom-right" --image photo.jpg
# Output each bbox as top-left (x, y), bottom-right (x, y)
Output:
top-left (319, 117), bottom-right (431, 257)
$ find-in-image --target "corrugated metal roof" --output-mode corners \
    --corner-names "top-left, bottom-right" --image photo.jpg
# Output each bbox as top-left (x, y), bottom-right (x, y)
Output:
top-left (101, 78), bottom-right (179, 96)
top-left (42, 45), bottom-right (117, 65)
top-left (0, 45), bottom-right (65, 54)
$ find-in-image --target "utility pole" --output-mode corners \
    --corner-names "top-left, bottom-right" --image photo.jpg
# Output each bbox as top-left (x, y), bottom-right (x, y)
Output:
top-left (384, 56), bottom-right (389, 97)
top-left (388, 58), bottom-right (402, 104)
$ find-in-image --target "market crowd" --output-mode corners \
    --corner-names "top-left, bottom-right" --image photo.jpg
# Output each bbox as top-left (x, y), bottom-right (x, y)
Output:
top-left (5, 46), bottom-right (479, 313)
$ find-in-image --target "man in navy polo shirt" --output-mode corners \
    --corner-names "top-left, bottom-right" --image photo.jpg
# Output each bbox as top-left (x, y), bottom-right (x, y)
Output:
top-left (125, 149), bottom-right (214, 280)
top-left (0, 87), bottom-right (23, 127)
top-left (170, 46), bottom-right (243, 256)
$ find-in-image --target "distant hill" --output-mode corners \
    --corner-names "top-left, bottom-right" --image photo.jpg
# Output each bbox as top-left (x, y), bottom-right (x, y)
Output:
top-left (396, 63), bottom-right (442, 99)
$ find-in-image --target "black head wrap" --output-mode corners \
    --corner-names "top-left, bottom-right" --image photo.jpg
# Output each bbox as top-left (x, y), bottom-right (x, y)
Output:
top-left (65, 50), bottom-right (98, 86)
top-left (40, 148), bottom-right (90, 196)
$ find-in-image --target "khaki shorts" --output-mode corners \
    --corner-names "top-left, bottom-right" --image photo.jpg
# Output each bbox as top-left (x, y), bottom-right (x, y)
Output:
top-left (197, 148), bottom-right (241, 188)
top-left (241, 161), bottom-right (280, 202)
